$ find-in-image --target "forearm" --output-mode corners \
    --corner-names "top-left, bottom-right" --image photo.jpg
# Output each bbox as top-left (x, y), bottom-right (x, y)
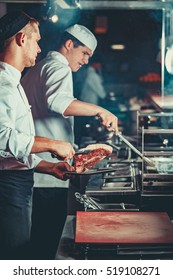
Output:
top-left (30, 136), bottom-right (57, 154)
top-left (64, 100), bottom-right (119, 134)
top-left (64, 100), bottom-right (108, 117)
top-left (35, 159), bottom-right (54, 175)
top-left (35, 159), bottom-right (75, 181)
top-left (30, 136), bottom-right (75, 161)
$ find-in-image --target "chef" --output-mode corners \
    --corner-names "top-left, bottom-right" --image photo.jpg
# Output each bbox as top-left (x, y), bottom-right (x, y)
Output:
top-left (21, 24), bottom-right (119, 259)
top-left (0, 10), bottom-right (74, 260)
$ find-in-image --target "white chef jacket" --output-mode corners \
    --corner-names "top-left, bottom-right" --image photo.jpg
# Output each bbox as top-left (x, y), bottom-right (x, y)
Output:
top-left (21, 51), bottom-right (76, 188)
top-left (0, 62), bottom-right (41, 170)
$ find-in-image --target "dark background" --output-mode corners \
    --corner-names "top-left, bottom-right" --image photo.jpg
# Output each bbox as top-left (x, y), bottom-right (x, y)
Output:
top-left (6, 2), bottom-right (162, 83)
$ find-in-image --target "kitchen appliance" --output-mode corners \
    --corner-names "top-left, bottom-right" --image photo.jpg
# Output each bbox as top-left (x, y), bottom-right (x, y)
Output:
top-left (85, 158), bottom-right (140, 212)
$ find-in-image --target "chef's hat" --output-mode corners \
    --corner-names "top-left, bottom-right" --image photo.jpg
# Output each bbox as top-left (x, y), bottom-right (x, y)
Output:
top-left (0, 10), bottom-right (31, 41)
top-left (65, 24), bottom-right (97, 53)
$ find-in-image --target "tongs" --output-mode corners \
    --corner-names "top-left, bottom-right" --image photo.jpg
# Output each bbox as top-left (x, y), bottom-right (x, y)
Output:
top-left (75, 192), bottom-right (103, 210)
top-left (118, 133), bottom-right (155, 167)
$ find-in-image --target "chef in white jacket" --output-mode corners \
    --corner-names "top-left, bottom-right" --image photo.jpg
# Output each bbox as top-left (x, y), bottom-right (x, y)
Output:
top-left (0, 10), bottom-right (74, 260)
top-left (22, 24), bottom-right (118, 259)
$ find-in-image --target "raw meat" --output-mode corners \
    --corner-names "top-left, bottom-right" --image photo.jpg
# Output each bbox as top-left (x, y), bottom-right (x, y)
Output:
top-left (73, 144), bottom-right (113, 173)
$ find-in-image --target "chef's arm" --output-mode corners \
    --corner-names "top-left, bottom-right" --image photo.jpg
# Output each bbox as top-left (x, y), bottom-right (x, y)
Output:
top-left (64, 100), bottom-right (119, 134)
top-left (35, 160), bottom-right (75, 181)
top-left (30, 136), bottom-right (75, 161)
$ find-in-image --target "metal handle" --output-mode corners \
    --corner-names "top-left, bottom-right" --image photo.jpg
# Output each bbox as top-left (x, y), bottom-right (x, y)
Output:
top-left (118, 133), bottom-right (155, 167)
top-left (118, 133), bottom-right (143, 157)
top-left (75, 192), bottom-right (103, 210)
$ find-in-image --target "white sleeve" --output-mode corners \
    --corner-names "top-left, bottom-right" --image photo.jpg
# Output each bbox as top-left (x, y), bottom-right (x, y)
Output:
top-left (42, 64), bottom-right (76, 115)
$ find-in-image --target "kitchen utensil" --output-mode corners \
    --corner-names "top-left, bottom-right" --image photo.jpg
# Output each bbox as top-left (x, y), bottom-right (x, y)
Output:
top-left (74, 149), bottom-right (92, 155)
top-left (51, 149), bottom-right (92, 158)
top-left (65, 166), bottom-right (120, 175)
top-left (75, 192), bottom-right (103, 210)
top-left (118, 133), bottom-right (155, 167)
top-left (105, 141), bottom-right (121, 151)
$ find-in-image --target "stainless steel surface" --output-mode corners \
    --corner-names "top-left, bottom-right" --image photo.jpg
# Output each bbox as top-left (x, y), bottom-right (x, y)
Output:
top-left (105, 141), bottom-right (121, 151)
top-left (102, 182), bottom-right (133, 190)
top-left (100, 161), bottom-right (138, 193)
top-left (142, 129), bottom-right (173, 134)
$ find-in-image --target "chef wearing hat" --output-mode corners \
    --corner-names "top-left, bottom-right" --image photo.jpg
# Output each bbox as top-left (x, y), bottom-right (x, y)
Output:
top-left (0, 10), bottom-right (75, 260)
top-left (0, 10), bottom-right (42, 260)
top-left (21, 23), bottom-right (118, 259)
top-left (0, 10), bottom-right (31, 41)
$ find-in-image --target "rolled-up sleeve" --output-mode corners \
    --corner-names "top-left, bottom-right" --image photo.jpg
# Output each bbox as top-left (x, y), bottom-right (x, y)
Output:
top-left (31, 154), bottom-right (42, 168)
top-left (43, 64), bottom-right (76, 116)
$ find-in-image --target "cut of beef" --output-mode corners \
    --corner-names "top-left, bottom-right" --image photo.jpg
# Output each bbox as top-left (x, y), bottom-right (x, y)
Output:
top-left (73, 144), bottom-right (113, 174)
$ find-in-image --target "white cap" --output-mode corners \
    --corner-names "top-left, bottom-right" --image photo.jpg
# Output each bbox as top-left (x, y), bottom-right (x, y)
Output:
top-left (65, 24), bottom-right (97, 53)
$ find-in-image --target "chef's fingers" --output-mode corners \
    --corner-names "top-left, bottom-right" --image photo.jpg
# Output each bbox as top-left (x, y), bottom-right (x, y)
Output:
top-left (53, 162), bottom-right (75, 180)
top-left (52, 146), bottom-right (75, 161)
top-left (97, 112), bottom-right (119, 135)
top-left (103, 118), bottom-right (119, 134)
top-left (63, 149), bottom-right (75, 161)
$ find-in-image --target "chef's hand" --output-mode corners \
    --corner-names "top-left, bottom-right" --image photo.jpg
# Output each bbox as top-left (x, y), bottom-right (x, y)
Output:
top-left (97, 111), bottom-right (119, 135)
top-left (51, 162), bottom-right (75, 180)
top-left (32, 137), bottom-right (75, 161)
top-left (35, 160), bottom-right (75, 180)
top-left (51, 141), bottom-right (75, 161)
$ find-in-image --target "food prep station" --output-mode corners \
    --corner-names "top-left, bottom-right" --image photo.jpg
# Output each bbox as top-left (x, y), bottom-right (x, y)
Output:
top-left (58, 110), bottom-right (173, 260)
top-left (56, 1), bottom-right (173, 259)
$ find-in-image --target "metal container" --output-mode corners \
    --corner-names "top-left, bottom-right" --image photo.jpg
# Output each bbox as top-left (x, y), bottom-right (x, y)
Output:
top-left (153, 157), bottom-right (173, 174)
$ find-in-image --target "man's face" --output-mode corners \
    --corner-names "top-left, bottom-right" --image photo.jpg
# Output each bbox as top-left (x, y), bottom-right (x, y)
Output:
top-left (67, 44), bottom-right (92, 72)
top-left (23, 23), bottom-right (41, 67)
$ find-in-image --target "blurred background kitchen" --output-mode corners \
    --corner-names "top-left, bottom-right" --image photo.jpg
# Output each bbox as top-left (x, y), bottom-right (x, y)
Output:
top-left (1, 0), bottom-right (173, 259)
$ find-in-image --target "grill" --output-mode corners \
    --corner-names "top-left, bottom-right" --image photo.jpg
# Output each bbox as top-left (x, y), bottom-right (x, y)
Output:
top-left (102, 162), bottom-right (137, 192)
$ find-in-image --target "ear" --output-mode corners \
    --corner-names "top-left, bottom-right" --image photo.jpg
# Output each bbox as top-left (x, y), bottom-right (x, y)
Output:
top-left (64, 39), bottom-right (74, 50)
top-left (15, 32), bottom-right (26, 46)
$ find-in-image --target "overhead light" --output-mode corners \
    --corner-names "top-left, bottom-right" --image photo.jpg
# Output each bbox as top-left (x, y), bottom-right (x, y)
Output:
top-left (41, 1), bottom-right (59, 23)
top-left (50, 14), bottom-right (59, 23)
top-left (111, 44), bottom-right (125, 50)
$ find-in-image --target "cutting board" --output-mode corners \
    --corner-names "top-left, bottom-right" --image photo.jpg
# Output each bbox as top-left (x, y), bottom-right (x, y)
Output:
top-left (75, 211), bottom-right (173, 244)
